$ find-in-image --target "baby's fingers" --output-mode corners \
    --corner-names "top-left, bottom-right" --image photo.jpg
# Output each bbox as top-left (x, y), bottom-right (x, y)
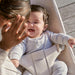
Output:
top-left (68, 38), bottom-right (75, 48)
top-left (70, 43), bottom-right (74, 48)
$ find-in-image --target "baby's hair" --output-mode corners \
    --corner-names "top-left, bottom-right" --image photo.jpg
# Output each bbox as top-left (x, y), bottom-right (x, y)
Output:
top-left (31, 5), bottom-right (49, 25)
top-left (0, 0), bottom-right (30, 19)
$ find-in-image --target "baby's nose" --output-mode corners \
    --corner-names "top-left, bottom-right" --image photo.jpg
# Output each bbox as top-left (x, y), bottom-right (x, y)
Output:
top-left (29, 22), bottom-right (34, 26)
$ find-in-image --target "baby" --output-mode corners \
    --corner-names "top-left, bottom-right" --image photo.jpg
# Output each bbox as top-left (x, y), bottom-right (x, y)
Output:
top-left (9, 5), bottom-right (75, 75)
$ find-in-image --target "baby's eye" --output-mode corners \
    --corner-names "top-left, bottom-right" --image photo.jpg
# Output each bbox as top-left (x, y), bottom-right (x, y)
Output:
top-left (26, 21), bottom-right (30, 23)
top-left (34, 22), bottom-right (38, 24)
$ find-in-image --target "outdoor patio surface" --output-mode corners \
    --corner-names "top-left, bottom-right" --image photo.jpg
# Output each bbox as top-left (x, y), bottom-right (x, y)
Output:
top-left (56, 0), bottom-right (75, 54)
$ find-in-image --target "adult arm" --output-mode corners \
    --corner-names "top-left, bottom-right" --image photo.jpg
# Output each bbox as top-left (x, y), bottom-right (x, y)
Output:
top-left (0, 48), bottom-right (8, 65)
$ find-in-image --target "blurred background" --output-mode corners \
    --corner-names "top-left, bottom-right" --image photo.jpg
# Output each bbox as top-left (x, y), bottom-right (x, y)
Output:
top-left (56, 0), bottom-right (75, 54)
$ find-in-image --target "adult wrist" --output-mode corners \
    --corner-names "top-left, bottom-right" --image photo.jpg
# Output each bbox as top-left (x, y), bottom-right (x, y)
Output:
top-left (0, 41), bottom-right (10, 51)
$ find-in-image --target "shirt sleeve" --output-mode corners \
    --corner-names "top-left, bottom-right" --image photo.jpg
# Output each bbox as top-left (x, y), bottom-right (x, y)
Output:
top-left (0, 48), bottom-right (8, 65)
top-left (46, 31), bottom-right (72, 45)
top-left (9, 40), bottom-right (26, 60)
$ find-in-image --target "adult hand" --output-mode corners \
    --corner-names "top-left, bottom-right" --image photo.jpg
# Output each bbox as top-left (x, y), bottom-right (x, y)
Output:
top-left (0, 15), bottom-right (28, 51)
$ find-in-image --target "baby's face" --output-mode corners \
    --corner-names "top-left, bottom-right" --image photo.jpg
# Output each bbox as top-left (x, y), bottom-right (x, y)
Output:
top-left (26, 11), bottom-right (47, 38)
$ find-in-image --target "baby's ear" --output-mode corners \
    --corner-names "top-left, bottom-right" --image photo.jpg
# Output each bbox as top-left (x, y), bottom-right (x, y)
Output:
top-left (43, 24), bottom-right (48, 31)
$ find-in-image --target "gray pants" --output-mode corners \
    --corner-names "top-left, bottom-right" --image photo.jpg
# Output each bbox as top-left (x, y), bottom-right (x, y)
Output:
top-left (23, 61), bottom-right (68, 75)
top-left (23, 71), bottom-right (32, 75)
top-left (51, 61), bottom-right (68, 75)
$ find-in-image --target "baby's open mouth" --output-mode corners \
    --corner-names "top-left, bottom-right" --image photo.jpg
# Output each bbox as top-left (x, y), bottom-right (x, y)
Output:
top-left (28, 29), bottom-right (35, 32)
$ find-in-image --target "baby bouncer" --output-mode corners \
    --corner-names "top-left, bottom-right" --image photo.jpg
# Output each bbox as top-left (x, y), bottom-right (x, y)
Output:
top-left (20, 0), bottom-right (75, 75)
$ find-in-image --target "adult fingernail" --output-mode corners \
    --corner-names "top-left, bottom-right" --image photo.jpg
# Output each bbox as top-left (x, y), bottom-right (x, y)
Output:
top-left (8, 22), bottom-right (12, 25)
top-left (24, 23), bottom-right (28, 26)
top-left (22, 16), bottom-right (25, 19)
top-left (17, 14), bottom-right (21, 18)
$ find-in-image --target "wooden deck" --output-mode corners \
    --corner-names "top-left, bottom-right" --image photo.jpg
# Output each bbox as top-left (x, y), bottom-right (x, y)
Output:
top-left (56, 0), bottom-right (75, 54)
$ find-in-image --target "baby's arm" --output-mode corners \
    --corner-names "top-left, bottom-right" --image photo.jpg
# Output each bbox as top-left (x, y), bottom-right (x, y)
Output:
top-left (68, 38), bottom-right (75, 48)
top-left (9, 41), bottom-right (26, 67)
top-left (48, 31), bottom-right (73, 46)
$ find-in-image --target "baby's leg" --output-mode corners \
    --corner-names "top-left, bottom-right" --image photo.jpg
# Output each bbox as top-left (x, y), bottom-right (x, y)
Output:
top-left (51, 61), bottom-right (68, 75)
top-left (23, 70), bottom-right (32, 75)
top-left (11, 59), bottom-right (19, 67)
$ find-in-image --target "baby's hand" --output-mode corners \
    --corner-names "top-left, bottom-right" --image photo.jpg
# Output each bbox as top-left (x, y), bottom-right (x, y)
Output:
top-left (11, 59), bottom-right (19, 67)
top-left (68, 38), bottom-right (75, 48)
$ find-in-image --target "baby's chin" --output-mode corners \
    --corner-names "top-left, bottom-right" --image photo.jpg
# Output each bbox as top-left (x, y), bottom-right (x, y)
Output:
top-left (27, 33), bottom-right (35, 38)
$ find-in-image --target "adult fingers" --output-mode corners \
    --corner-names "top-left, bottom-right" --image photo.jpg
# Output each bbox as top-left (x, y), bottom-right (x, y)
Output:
top-left (17, 31), bottom-right (28, 42)
top-left (16, 16), bottom-right (25, 34)
top-left (16, 24), bottom-right (26, 38)
top-left (2, 22), bottom-right (11, 33)
top-left (9, 15), bottom-right (21, 31)
top-left (15, 33), bottom-right (27, 45)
